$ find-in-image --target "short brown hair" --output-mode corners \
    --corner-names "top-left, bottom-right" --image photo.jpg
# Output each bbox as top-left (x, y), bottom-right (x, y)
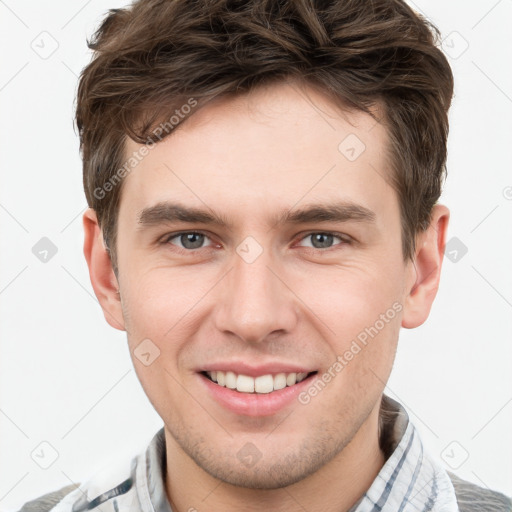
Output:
top-left (76, 0), bottom-right (454, 271)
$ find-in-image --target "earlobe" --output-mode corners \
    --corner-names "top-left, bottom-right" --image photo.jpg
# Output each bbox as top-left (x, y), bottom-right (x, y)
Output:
top-left (401, 204), bottom-right (450, 329)
top-left (83, 208), bottom-right (126, 331)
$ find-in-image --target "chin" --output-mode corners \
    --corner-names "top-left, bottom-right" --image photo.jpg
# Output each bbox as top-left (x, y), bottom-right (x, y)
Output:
top-left (202, 459), bottom-right (318, 490)
top-left (183, 434), bottom-right (345, 490)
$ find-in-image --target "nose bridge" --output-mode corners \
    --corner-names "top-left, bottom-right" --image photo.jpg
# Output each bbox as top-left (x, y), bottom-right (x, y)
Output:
top-left (214, 238), bottom-right (296, 343)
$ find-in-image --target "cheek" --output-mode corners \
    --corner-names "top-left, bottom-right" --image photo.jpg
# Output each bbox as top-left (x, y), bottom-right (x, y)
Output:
top-left (298, 260), bottom-right (404, 334)
top-left (120, 266), bottom-right (216, 358)
top-left (121, 271), bottom-right (197, 413)
top-left (124, 267), bottom-right (184, 319)
top-left (296, 261), bottom-right (404, 385)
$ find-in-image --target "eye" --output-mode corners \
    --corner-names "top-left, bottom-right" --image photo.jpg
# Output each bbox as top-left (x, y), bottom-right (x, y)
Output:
top-left (161, 231), bottom-right (350, 253)
top-left (163, 231), bottom-right (214, 250)
top-left (296, 232), bottom-right (350, 250)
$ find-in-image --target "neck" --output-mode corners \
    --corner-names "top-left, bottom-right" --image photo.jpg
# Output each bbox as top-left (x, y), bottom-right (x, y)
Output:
top-left (164, 403), bottom-right (386, 512)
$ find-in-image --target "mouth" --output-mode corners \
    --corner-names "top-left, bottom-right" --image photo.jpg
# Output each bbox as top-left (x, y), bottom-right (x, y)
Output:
top-left (200, 370), bottom-right (318, 394)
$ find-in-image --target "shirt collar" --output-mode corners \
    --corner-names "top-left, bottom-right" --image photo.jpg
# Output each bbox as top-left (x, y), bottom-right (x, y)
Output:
top-left (348, 394), bottom-right (459, 511)
top-left (143, 394), bottom-right (458, 512)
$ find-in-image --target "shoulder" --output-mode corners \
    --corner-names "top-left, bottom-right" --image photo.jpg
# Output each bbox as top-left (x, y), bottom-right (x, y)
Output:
top-left (14, 429), bottom-right (165, 512)
top-left (447, 471), bottom-right (512, 512)
top-left (14, 471), bottom-right (136, 512)
top-left (14, 443), bottom-right (145, 512)
top-left (16, 483), bottom-right (79, 512)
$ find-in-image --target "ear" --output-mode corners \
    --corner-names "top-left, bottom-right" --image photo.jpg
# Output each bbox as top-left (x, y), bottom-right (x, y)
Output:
top-left (83, 208), bottom-right (126, 331)
top-left (401, 204), bottom-right (450, 329)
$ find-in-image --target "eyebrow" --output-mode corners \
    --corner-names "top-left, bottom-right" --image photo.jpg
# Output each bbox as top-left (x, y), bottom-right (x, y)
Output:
top-left (137, 201), bottom-right (376, 230)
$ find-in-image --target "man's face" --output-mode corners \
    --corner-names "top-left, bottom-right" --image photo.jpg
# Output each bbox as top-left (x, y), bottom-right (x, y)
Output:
top-left (114, 81), bottom-right (415, 488)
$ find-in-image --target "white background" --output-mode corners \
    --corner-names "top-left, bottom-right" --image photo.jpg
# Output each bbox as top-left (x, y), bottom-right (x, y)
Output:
top-left (0, 0), bottom-right (511, 510)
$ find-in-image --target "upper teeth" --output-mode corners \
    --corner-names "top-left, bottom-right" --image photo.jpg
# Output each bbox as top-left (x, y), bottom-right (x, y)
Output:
top-left (206, 371), bottom-right (310, 394)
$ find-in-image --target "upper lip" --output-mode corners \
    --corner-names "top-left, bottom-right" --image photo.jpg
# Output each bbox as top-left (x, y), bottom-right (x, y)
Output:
top-left (199, 361), bottom-right (317, 377)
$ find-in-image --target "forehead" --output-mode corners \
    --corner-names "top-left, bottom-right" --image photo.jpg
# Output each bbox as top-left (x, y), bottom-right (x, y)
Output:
top-left (120, 80), bottom-right (394, 226)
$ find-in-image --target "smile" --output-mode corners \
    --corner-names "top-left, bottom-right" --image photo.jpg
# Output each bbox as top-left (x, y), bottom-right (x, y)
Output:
top-left (202, 370), bottom-right (317, 394)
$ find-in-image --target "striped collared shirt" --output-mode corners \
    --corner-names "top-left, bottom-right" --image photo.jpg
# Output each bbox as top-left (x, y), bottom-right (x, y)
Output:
top-left (18, 394), bottom-right (512, 512)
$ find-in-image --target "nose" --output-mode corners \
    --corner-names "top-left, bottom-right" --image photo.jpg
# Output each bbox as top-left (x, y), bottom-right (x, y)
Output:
top-left (213, 243), bottom-right (298, 345)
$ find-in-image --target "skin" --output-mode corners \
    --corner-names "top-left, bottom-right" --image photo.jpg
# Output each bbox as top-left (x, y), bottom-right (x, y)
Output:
top-left (83, 79), bottom-right (449, 512)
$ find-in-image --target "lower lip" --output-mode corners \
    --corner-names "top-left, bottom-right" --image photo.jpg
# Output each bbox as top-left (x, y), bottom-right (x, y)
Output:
top-left (198, 372), bottom-right (318, 417)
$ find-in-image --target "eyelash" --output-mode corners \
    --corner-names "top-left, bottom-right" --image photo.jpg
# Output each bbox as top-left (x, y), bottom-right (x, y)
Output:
top-left (160, 230), bottom-right (352, 254)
